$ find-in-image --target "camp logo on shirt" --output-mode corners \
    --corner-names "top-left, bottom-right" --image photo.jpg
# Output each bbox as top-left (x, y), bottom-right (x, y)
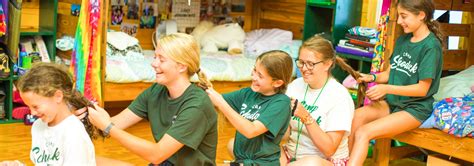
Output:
top-left (240, 103), bottom-right (261, 121)
top-left (291, 101), bottom-right (322, 125)
top-left (31, 146), bottom-right (61, 164)
top-left (391, 52), bottom-right (418, 77)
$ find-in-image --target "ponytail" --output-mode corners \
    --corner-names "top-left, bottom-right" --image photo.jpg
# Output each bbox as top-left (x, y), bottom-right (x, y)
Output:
top-left (427, 20), bottom-right (444, 44)
top-left (68, 90), bottom-right (106, 140)
top-left (196, 69), bottom-right (213, 90)
top-left (334, 57), bottom-right (367, 107)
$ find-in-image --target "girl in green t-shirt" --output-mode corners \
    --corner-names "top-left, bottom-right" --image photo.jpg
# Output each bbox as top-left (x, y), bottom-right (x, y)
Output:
top-left (82, 33), bottom-right (218, 165)
top-left (348, 0), bottom-right (443, 165)
top-left (206, 50), bottom-right (294, 165)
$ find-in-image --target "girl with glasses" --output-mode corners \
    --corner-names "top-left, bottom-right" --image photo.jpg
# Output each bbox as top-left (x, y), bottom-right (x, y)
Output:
top-left (282, 35), bottom-right (362, 166)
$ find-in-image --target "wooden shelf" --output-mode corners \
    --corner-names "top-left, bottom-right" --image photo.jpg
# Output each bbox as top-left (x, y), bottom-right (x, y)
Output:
top-left (20, 27), bottom-right (55, 36)
top-left (307, 2), bottom-right (336, 9)
top-left (0, 119), bottom-right (23, 124)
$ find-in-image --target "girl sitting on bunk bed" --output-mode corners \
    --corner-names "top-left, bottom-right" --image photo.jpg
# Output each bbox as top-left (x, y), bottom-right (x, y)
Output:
top-left (348, 0), bottom-right (443, 165)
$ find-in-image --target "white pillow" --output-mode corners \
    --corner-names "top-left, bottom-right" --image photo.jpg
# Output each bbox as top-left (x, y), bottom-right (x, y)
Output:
top-left (107, 32), bottom-right (139, 50)
top-left (434, 65), bottom-right (474, 100)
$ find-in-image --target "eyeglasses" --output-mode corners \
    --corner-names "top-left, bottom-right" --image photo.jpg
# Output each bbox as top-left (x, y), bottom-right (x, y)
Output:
top-left (295, 59), bottom-right (323, 70)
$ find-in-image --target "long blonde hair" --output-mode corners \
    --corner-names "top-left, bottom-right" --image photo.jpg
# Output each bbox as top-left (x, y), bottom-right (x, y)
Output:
top-left (157, 33), bottom-right (212, 88)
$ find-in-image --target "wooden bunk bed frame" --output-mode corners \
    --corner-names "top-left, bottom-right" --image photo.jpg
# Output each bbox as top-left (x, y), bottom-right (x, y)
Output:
top-left (373, 0), bottom-right (474, 165)
top-left (100, 0), bottom-right (306, 104)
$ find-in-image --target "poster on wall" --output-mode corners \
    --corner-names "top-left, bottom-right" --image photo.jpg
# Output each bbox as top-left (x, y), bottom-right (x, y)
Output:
top-left (126, 0), bottom-right (139, 19)
top-left (71, 4), bottom-right (80, 17)
top-left (111, 5), bottom-right (124, 25)
top-left (143, 2), bottom-right (159, 16)
top-left (200, 0), bottom-right (244, 26)
top-left (120, 22), bottom-right (138, 37)
top-left (111, 0), bottom-right (125, 5)
top-left (171, 0), bottom-right (200, 32)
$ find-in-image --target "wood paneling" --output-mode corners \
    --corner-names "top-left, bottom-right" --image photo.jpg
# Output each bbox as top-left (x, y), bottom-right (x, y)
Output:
top-left (393, 129), bottom-right (474, 163)
top-left (452, 0), bottom-right (474, 11)
top-left (104, 81), bottom-right (251, 102)
top-left (440, 23), bottom-right (471, 37)
top-left (433, 0), bottom-right (452, 10)
top-left (256, 0), bottom-right (306, 39)
top-left (443, 50), bottom-right (468, 70)
top-left (20, 1), bottom-right (40, 30)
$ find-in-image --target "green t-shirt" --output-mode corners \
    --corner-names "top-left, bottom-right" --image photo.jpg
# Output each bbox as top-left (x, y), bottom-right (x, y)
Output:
top-left (387, 32), bottom-right (443, 121)
top-left (128, 83), bottom-right (217, 166)
top-left (224, 88), bottom-right (291, 166)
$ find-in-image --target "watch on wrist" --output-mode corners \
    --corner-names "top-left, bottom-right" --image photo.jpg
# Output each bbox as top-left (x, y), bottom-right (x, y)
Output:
top-left (103, 122), bottom-right (115, 137)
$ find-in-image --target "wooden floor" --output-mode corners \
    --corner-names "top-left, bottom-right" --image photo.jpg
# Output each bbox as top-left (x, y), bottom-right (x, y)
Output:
top-left (0, 111), bottom-right (236, 165)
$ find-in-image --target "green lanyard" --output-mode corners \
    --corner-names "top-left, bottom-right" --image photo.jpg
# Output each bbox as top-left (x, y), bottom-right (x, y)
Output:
top-left (291, 78), bottom-right (328, 161)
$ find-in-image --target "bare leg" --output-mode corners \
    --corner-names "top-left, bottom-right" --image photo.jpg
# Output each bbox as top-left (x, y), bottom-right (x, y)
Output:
top-left (347, 111), bottom-right (421, 166)
top-left (227, 138), bottom-right (235, 159)
top-left (348, 101), bottom-right (390, 152)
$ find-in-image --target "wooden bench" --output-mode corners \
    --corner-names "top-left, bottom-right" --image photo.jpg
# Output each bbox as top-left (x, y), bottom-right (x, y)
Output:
top-left (373, 129), bottom-right (474, 165)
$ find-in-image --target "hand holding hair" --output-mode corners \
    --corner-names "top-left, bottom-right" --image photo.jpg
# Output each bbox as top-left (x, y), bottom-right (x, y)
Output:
top-left (357, 73), bottom-right (374, 83)
top-left (87, 104), bottom-right (112, 131)
top-left (366, 84), bottom-right (388, 101)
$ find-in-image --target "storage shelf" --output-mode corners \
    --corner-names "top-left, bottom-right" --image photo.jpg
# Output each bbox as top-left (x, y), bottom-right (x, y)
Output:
top-left (337, 52), bottom-right (372, 63)
top-left (0, 75), bottom-right (20, 81)
top-left (20, 27), bottom-right (55, 36)
top-left (307, 2), bottom-right (336, 9)
top-left (0, 119), bottom-right (23, 124)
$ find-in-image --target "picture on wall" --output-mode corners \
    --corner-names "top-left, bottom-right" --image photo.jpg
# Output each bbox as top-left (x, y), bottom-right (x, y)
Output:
top-left (121, 23), bottom-right (138, 37)
top-left (126, 0), bottom-right (139, 19)
top-left (71, 4), bottom-right (80, 17)
top-left (111, 0), bottom-right (125, 5)
top-left (143, 2), bottom-right (159, 16)
top-left (140, 15), bottom-right (156, 29)
top-left (111, 5), bottom-right (124, 25)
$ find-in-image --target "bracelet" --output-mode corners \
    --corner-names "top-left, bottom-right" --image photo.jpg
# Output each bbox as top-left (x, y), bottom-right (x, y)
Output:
top-left (301, 114), bottom-right (315, 125)
top-left (304, 116), bottom-right (315, 125)
top-left (104, 122), bottom-right (115, 137)
top-left (371, 73), bottom-right (377, 82)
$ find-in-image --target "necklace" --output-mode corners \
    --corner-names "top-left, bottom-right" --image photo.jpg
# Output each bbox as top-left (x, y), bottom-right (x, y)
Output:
top-left (291, 77), bottom-right (329, 161)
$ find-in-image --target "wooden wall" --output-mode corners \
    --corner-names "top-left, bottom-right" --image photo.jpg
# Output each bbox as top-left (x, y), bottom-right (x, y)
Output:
top-left (56, 0), bottom-right (82, 60)
top-left (252, 0), bottom-right (306, 39)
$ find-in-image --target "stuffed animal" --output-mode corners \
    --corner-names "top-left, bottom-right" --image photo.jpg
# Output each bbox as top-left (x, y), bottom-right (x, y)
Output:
top-left (191, 21), bottom-right (245, 55)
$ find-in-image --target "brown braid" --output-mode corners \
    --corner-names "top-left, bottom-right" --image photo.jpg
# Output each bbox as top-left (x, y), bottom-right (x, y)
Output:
top-left (334, 57), bottom-right (366, 107)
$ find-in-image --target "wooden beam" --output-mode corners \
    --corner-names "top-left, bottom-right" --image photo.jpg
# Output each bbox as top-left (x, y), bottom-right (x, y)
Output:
top-left (443, 50), bottom-right (468, 70)
top-left (433, 0), bottom-right (452, 10)
top-left (440, 23), bottom-right (471, 37)
top-left (393, 129), bottom-right (474, 163)
top-left (452, 0), bottom-right (474, 12)
top-left (374, 138), bottom-right (391, 166)
top-left (389, 146), bottom-right (423, 161)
